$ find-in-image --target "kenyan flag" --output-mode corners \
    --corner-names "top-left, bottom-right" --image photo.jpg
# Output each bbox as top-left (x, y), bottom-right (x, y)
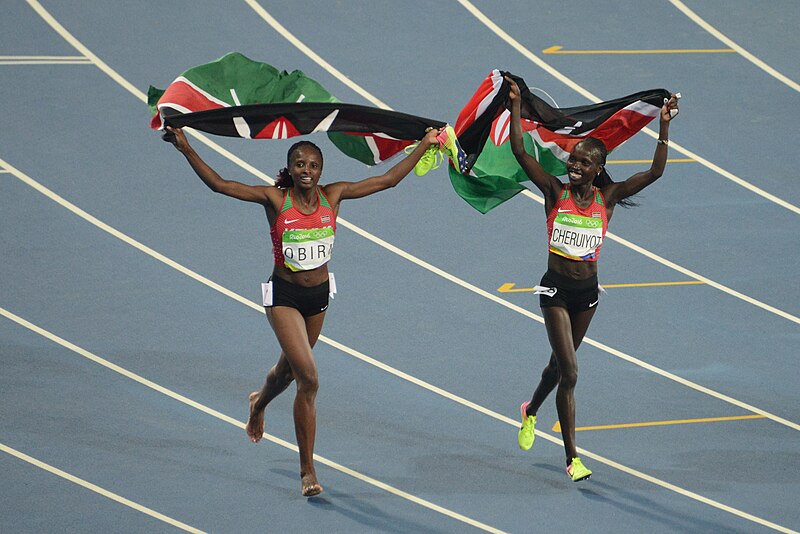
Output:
top-left (148, 52), bottom-right (444, 165)
top-left (449, 69), bottom-right (670, 213)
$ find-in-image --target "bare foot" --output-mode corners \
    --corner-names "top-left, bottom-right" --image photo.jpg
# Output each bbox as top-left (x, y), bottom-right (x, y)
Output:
top-left (245, 391), bottom-right (264, 443)
top-left (301, 472), bottom-right (323, 497)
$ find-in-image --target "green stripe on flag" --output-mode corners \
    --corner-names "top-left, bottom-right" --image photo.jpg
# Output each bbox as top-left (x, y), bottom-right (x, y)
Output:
top-left (148, 52), bottom-right (338, 116)
top-left (327, 132), bottom-right (377, 166)
top-left (185, 52), bottom-right (337, 106)
top-left (530, 137), bottom-right (568, 177)
top-left (449, 133), bottom-right (570, 214)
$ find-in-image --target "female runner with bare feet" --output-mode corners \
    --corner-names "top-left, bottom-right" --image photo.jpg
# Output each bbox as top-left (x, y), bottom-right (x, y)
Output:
top-left (166, 125), bottom-right (442, 496)
top-left (506, 77), bottom-right (679, 482)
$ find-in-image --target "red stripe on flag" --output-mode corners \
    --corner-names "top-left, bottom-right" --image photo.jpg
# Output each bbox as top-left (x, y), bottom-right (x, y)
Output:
top-left (534, 129), bottom-right (582, 153)
top-left (372, 137), bottom-right (409, 163)
top-left (454, 70), bottom-right (503, 137)
top-left (337, 132), bottom-right (412, 164)
top-left (150, 80), bottom-right (226, 129)
top-left (532, 106), bottom-right (659, 152)
top-left (255, 117), bottom-right (302, 139)
top-left (585, 107), bottom-right (658, 151)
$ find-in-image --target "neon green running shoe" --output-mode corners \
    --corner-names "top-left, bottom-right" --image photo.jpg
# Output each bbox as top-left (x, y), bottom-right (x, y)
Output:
top-left (436, 125), bottom-right (469, 174)
top-left (404, 143), bottom-right (442, 176)
top-left (567, 457), bottom-right (592, 482)
top-left (517, 401), bottom-right (536, 450)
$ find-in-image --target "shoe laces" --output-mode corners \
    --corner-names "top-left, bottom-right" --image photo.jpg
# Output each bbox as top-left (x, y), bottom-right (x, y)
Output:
top-left (404, 142), bottom-right (420, 155)
top-left (406, 143), bottom-right (443, 169)
top-left (521, 415), bottom-right (532, 428)
top-left (424, 146), bottom-right (444, 170)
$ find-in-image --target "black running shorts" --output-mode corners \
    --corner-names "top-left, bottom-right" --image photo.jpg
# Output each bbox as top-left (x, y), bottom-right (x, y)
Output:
top-left (538, 269), bottom-right (599, 313)
top-left (268, 276), bottom-right (330, 318)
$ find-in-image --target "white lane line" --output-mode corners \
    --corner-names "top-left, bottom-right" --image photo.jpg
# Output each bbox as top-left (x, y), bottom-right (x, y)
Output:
top-left (0, 55), bottom-right (92, 65)
top-left (6, 156), bottom-right (797, 432)
top-left (0, 307), bottom-right (506, 534)
top-left (1, 442), bottom-right (204, 533)
top-left (0, 62), bottom-right (92, 65)
top-left (23, 0), bottom-right (797, 326)
top-left (236, 0), bottom-right (799, 324)
top-left (0, 55), bottom-right (86, 59)
top-left (2, 306), bottom-right (795, 534)
top-left (668, 0), bottom-right (799, 92)
top-left (242, 0), bottom-right (390, 109)
top-left (25, 0), bottom-right (146, 103)
top-left (453, 0), bottom-right (800, 215)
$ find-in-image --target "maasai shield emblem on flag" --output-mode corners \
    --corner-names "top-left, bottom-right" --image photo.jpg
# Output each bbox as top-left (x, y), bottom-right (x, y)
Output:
top-left (448, 69), bottom-right (670, 213)
top-left (148, 52), bottom-right (445, 165)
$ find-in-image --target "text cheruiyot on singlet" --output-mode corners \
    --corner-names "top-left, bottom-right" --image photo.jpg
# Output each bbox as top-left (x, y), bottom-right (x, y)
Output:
top-left (547, 185), bottom-right (607, 262)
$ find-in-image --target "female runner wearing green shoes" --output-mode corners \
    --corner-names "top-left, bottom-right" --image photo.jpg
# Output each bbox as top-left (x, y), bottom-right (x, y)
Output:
top-left (505, 77), bottom-right (680, 482)
top-left (165, 125), bottom-right (442, 496)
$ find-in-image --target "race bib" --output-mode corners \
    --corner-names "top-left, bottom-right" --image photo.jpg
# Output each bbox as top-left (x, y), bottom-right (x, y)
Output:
top-left (549, 213), bottom-right (603, 261)
top-left (282, 227), bottom-right (334, 271)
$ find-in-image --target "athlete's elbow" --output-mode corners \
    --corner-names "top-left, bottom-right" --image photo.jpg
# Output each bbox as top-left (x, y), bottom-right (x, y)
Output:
top-left (210, 180), bottom-right (235, 195)
top-left (384, 174), bottom-right (404, 189)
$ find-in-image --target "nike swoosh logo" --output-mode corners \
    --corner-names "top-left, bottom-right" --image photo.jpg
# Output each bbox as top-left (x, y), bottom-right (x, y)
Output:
top-left (284, 218), bottom-right (299, 224)
top-left (558, 208), bottom-right (571, 213)
top-left (589, 300), bottom-right (598, 307)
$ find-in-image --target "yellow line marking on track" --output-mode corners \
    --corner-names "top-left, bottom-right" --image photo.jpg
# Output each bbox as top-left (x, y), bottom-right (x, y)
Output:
top-left (498, 281), bottom-right (704, 292)
top-left (497, 283), bottom-right (535, 293)
top-left (1, 442), bottom-right (204, 533)
top-left (607, 158), bottom-right (695, 164)
top-left (457, 0), bottom-right (800, 216)
top-left (543, 45), bottom-right (734, 54)
top-left (0, 307), bottom-right (505, 534)
top-left (553, 414), bottom-right (767, 433)
top-left (669, 0), bottom-right (799, 93)
top-left (603, 281), bottom-right (705, 288)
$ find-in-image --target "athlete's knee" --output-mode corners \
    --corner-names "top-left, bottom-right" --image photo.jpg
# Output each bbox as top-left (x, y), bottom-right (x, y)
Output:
top-left (559, 366), bottom-right (578, 389)
top-left (294, 368), bottom-right (319, 396)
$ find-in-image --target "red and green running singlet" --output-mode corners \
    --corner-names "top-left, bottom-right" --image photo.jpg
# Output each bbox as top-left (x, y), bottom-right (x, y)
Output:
top-left (546, 185), bottom-right (608, 261)
top-left (270, 188), bottom-right (336, 272)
